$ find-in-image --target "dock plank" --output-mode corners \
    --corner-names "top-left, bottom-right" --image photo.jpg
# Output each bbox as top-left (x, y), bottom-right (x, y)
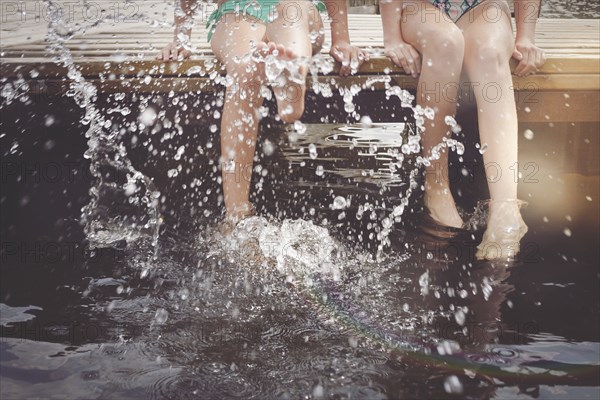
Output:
top-left (1, 1), bottom-right (598, 121)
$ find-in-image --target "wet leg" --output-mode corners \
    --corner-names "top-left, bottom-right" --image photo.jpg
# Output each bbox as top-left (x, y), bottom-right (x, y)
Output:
top-left (401, 1), bottom-right (465, 228)
top-left (211, 18), bottom-right (267, 225)
top-left (458, 1), bottom-right (528, 259)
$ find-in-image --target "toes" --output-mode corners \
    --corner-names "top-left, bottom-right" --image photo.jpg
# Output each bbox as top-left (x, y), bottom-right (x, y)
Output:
top-left (255, 41), bottom-right (270, 57)
top-left (256, 41), bottom-right (268, 51)
top-left (276, 44), bottom-right (286, 57)
top-left (284, 47), bottom-right (296, 60)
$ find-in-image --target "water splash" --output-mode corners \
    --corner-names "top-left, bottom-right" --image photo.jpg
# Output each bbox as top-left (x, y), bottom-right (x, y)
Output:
top-left (36, 0), bottom-right (471, 269)
top-left (45, 1), bottom-right (162, 263)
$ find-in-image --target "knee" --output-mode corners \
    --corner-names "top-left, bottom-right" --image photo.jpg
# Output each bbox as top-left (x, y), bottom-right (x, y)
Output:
top-left (466, 41), bottom-right (511, 73)
top-left (421, 29), bottom-right (465, 71)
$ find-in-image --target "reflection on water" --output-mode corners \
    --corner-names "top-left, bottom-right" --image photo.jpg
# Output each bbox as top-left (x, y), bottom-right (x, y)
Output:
top-left (1, 238), bottom-right (599, 399)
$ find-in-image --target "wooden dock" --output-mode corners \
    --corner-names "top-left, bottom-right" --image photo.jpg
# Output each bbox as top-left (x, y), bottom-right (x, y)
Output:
top-left (1, 1), bottom-right (598, 123)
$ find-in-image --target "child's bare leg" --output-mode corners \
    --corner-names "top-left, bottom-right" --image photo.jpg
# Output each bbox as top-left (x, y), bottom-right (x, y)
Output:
top-left (211, 19), bottom-right (267, 224)
top-left (263, 1), bottom-right (323, 122)
top-left (458, 1), bottom-right (528, 259)
top-left (401, 1), bottom-right (465, 228)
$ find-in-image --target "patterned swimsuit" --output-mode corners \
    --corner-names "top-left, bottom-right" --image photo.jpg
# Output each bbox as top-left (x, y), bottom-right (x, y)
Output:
top-left (206, 0), bottom-right (327, 42)
top-left (431, 0), bottom-right (481, 22)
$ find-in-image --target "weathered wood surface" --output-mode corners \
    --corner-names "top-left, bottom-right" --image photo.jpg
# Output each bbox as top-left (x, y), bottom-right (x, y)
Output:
top-left (1, 1), bottom-right (598, 121)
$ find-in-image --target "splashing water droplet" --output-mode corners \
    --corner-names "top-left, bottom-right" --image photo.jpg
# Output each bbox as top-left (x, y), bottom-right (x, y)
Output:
top-left (139, 107), bottom-right (157, 126)
top-left (523, 129), bottom-right (535, 140)
top-left (332, 196), bottom-right (347, 210)
top-left (186, 65), bottom-right (202, 75)
top-left (419, 271), bottom-right (429, 296)
top-left (454, 309), bottom-right (466, 326)
top-left (263, 140), bottom-right (275, 156)
top-left (294, 120), bottom-right (306, 134)
top-left (44, 115), bottom-right (55, 127)
top-left (154, 308), bottom-right (169, 325)
top-left (423, 107), bottom-right (435, 120)
top-left (312, 384), bottom-right (324, 399)
top-left (264, 54), bottom-right (284, 81)
top-left (124, 183), bottom-right (137, 197)
top-left (308, 143), bottom-right (318, 159)
top-left (350, 57), bottom-right (359, 73)
top-left (359, 115), bottom-right (373, 128)
top-left (444, 115), bottom-right (457, 127)
top-left (444, 375), bottom-right (463, 394)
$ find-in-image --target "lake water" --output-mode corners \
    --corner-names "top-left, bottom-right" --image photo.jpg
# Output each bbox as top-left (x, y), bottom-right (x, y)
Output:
top-left (1, 89), bottom-right (599, 398)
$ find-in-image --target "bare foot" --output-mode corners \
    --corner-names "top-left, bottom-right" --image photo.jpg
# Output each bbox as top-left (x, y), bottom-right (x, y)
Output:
top-left (476, 199), bottom-right (528, 261)
top-left (219, 202), bottom-right (256, 236)
top-left (424, 190), bottom-right (464, 229)
top-left (256, 41), bottom-right (307, 123)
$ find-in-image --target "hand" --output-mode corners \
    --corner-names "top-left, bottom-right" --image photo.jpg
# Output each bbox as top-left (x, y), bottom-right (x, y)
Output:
top-left (330, 42), bottom-right (370, 77)
top-left (155, 40), bottom-right (192, 61)
top-left (384, 41), bottom-right (421, 78)
top-left (512, 39), bottom-right (545, 77)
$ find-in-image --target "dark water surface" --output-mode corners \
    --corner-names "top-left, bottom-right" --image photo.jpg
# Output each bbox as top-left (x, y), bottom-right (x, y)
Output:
top-left (2, 79), bottom-right (600, 400)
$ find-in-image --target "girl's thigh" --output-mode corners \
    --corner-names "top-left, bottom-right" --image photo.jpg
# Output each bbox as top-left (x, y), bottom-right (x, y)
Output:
top-left (210, 16), bottom-right (268, 66)
top-left (456, 0), bottom-right (513, 56)
top-left (266, 0), bottom-right (324, 55)
top-left (400, 0), bottom-right (463, 51)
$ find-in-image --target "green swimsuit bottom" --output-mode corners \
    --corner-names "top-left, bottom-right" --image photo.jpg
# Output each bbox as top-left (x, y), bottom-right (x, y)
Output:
top-left (206, 0), bottom-right (327, 42)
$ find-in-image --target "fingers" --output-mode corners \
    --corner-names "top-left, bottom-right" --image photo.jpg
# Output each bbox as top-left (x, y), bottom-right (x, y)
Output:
top-left (158, 45), bottom-right (171, 61)
top-left (385, 49), bottom-right (410, 76)
top-left (399, 54), bottom-right (412, 77)
top-left (522, 50), bottom-right (536, 76)
top-left (513, 44), bottom-right (545, 77)
top-left (386, 50), bottom-right (401, 70)
top-left (512, 49), bottom-right (523, 61)
top-left (330, 45), bottom-right (370, 76)
top-left (408, 47), bottom-right (421, 75)
top-left (331, 45), bottom-right (350, 76)
top-left (170, 44), bottom-right (179, 61)
top-left (402, 47), bottom-right (418, 78)
top-left (536, 49), bottom-right (546, 69)
top-left (348, 48), bottom-right (360, 76)
top-left (360, 49), bottom-right (370, 62)
top-left (384, 45), bottom-right (420, 77)
top-left (521, 51), bottom-right (537, 76)
top-left (156, 42), bottom-right (194, 61)
top-left (341, 49), bottom-right (351, 76)
top-left (514, 48), bottom-right (530, 76)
